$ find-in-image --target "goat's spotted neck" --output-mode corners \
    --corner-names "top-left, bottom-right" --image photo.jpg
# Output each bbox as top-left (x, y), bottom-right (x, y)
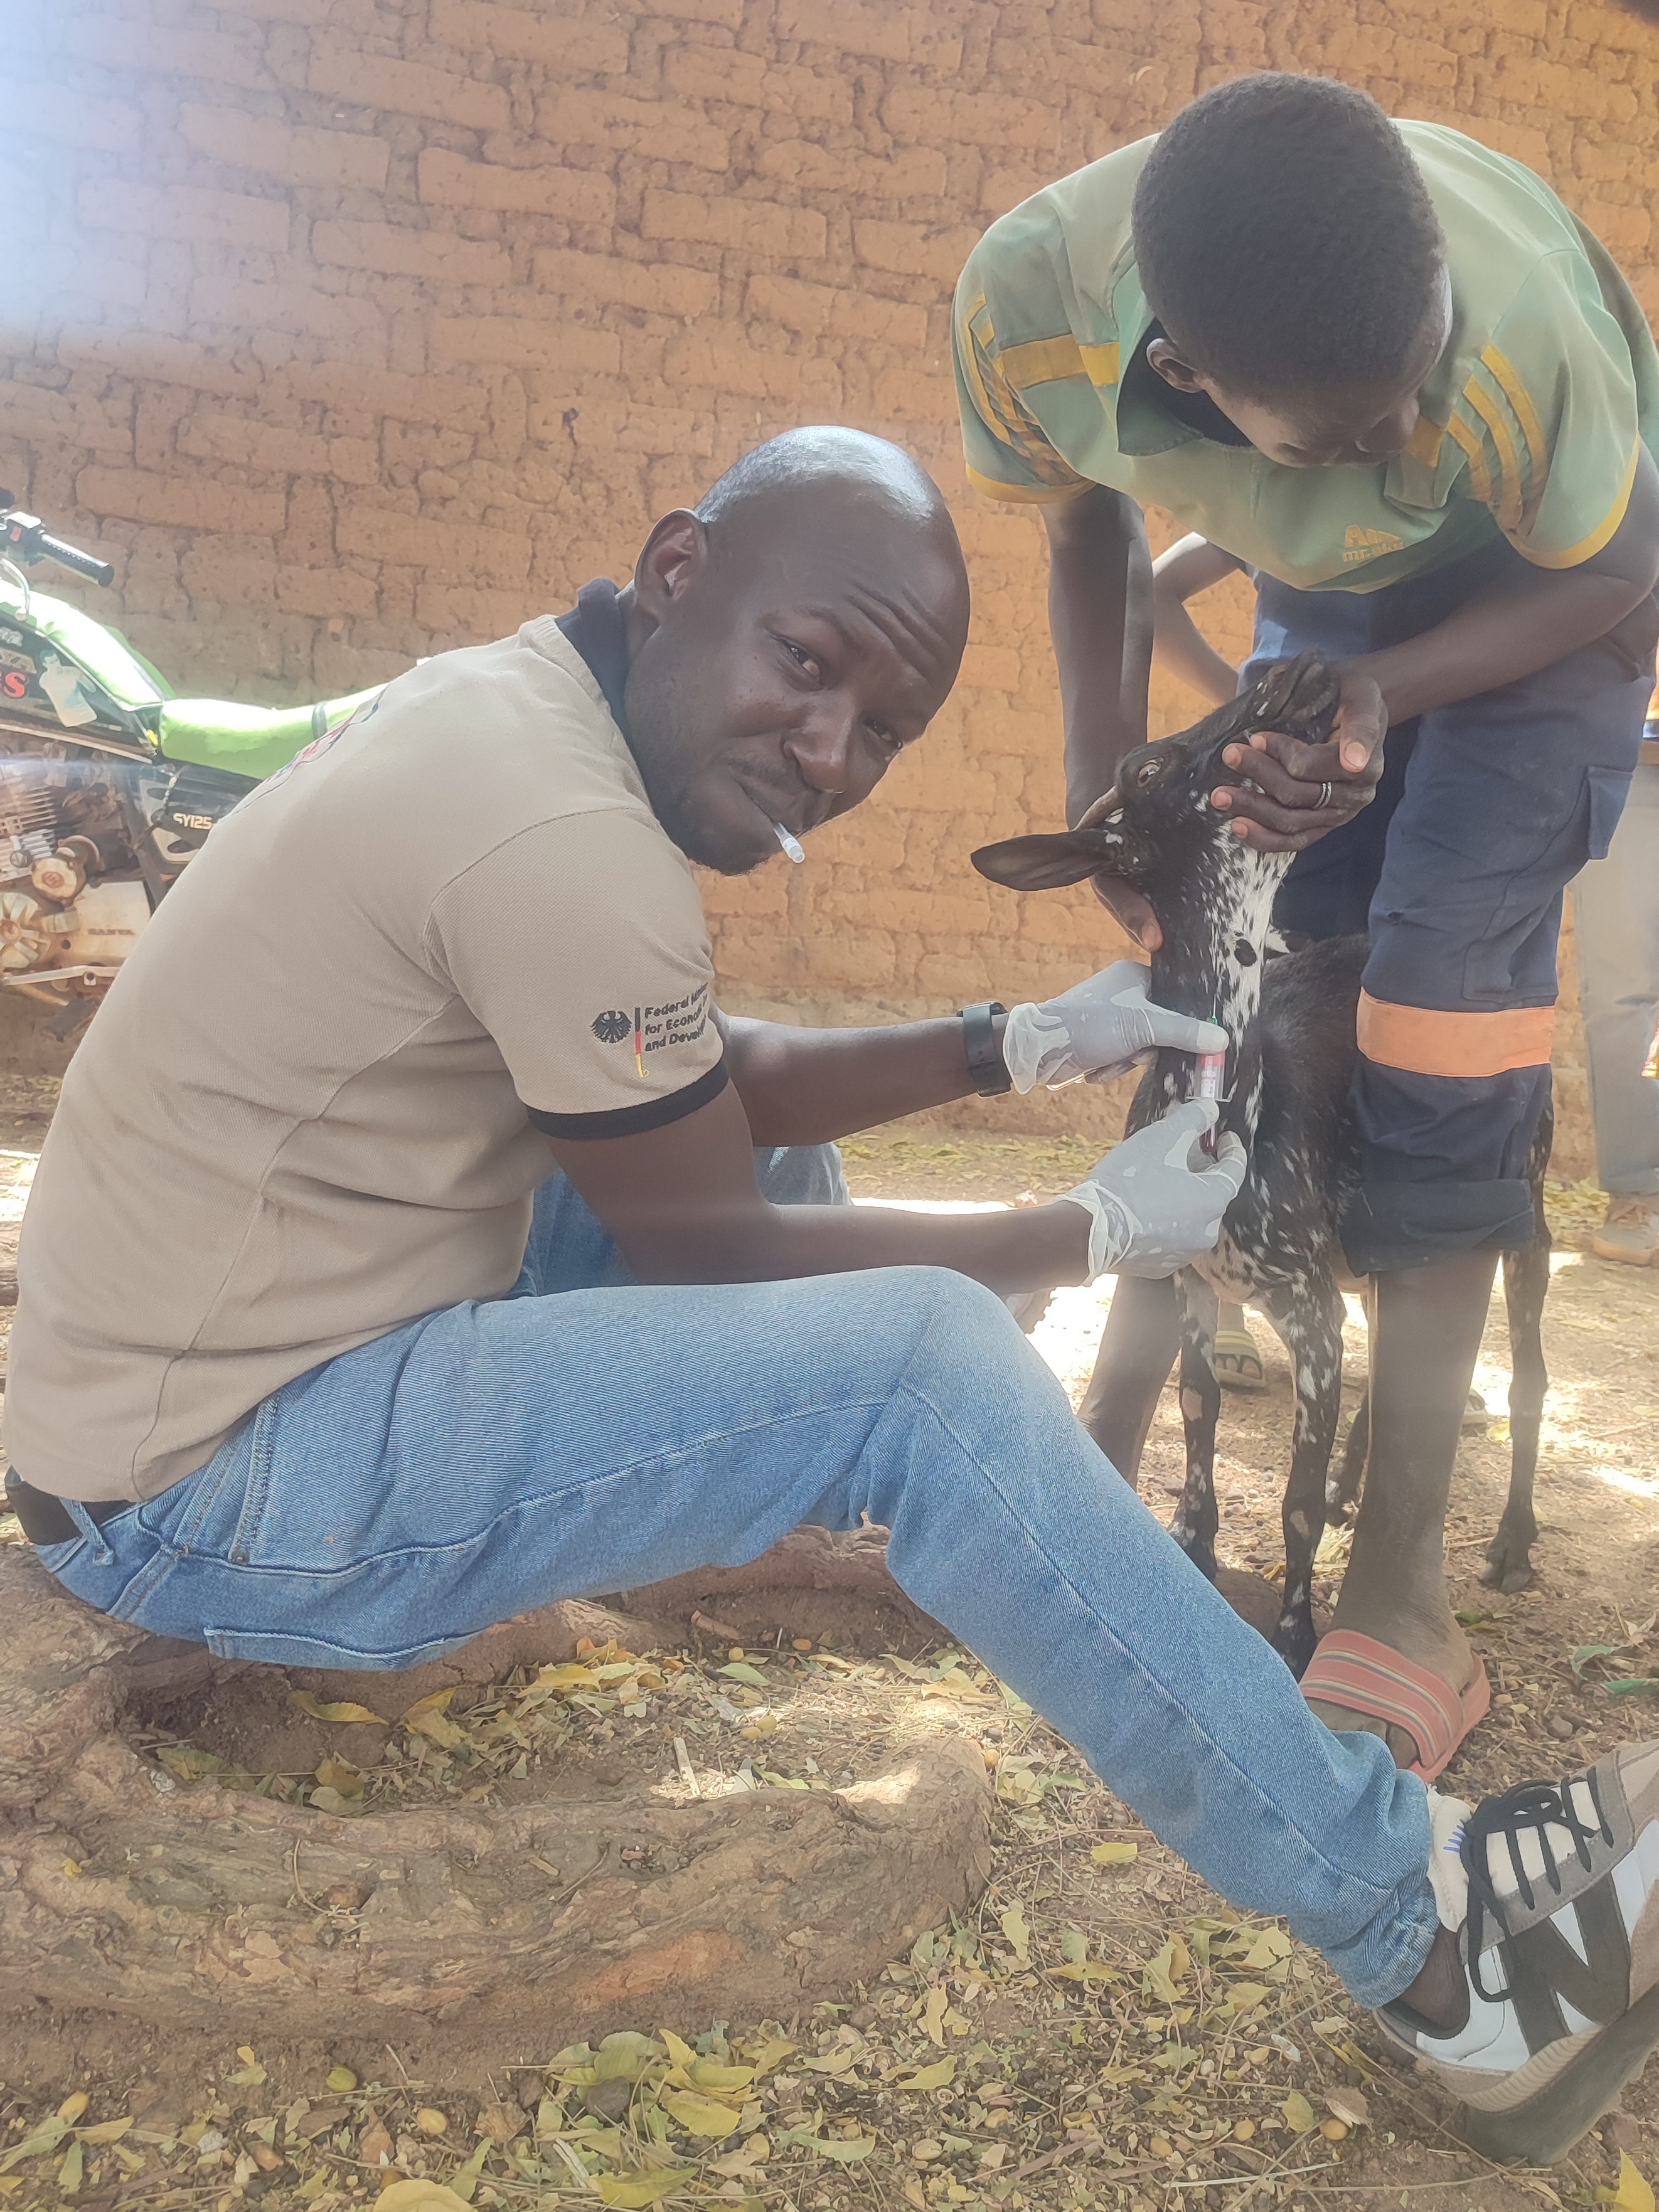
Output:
top-left (1144, 834), bottom-right (1286, 1142)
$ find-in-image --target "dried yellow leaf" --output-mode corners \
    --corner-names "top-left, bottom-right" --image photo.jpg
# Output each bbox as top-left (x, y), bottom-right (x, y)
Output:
top-left (326, 2065), bottom-right (358, 2093)
top-left (55, 2096), bottom-right (88, 2126)
top-left (1090, 1841), bottom-right (1138, 1866)
top-left (659, 2089), bottom-right (742, 2139)
top-left (401, 1691), bottom-right (464, 1748)
top-left (413, 2107), bottom-right (449, 2136)
top-left (744, 2039), bottom-right (797, 2077)
top-left (376, 2184), bottom-right (476, 2212)
top-left (595, 2172), bottom-right (696, 2208)
top-left (998, 1904), bottom-right (1032, 1964)
top-left (688, 2059), bottom-right (754, 2093)
top-left (1281, 2092), bottom-right (1318, 2133)
top-left (288, 1691), bottom-right (387, 1724)
top-left (894, 2058), bottom-right (955, 2092)
top-left (1599, 2155), bottom-right (1658, 2212)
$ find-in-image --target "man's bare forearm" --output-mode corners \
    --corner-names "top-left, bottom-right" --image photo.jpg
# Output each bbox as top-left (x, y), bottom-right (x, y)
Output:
top-left (722, 1012), bottom-right (1006, 1147)
top-left (616, 1190), bottom-right (1091, 1294)
top-left (1360, 446), bottom-right (1659, 725)
top-left (1360, 565), bottom-right (1656, 725)
top-left (1042, 486), bottom-right (1155, 822)
top-left (547, 1082), bottom-right (1091, 1295)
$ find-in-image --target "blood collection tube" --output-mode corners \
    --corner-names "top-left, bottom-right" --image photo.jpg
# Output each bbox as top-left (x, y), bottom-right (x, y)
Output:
top-left (1196, 1050), bottom-right (1225, 1155)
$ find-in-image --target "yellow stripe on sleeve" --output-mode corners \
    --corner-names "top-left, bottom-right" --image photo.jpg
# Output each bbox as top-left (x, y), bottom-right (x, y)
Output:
top-left (996, 334), bottom-right (1121, 391)
top-left (1481, 347), bottom-right (1547, 492)
top-left (1478, 346), bottom-right (1551, 532)
top-left (1465, 374), bottom-right (1525, 532)
top-left (965, 465), bottom-right (1092, 504)
top-left (1511, 437), bottom-right (1640, 569)
top-left (1445, 413), bottom-right (1493, 508)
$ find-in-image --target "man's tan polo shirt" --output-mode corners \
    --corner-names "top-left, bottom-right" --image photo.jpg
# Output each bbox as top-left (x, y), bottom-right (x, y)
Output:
top-left (4, 620), bottom-right (725, 1502)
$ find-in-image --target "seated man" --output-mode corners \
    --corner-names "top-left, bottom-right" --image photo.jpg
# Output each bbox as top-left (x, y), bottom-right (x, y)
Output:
top-left (7, 428), bottom-right (1657, 2162)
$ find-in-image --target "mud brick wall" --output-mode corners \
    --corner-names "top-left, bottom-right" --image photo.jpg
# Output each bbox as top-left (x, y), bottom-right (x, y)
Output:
top-left (6, 0), bottom-right (1656, 1168)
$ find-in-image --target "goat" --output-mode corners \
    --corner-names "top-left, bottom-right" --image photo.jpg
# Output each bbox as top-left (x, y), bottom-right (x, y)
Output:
top-left (973, 656), bottom-right (1551, 1674)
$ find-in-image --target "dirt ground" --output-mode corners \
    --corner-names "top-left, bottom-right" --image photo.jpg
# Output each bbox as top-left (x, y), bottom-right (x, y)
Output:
top-left (3, 1105), bottom-right (1658, 2212)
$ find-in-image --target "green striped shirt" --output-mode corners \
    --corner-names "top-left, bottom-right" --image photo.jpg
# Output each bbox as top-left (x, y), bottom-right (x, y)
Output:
top-left (954, 122), bottom-right (1659, 592)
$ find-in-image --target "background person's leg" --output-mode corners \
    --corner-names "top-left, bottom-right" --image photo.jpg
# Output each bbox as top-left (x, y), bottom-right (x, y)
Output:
top-left (42, 1261), bottom-right (1436, 2007)
top-left (1315, 618), bottom-right (1651, 1761)
top-left (1573, 757), bottom-right (1659, 1260)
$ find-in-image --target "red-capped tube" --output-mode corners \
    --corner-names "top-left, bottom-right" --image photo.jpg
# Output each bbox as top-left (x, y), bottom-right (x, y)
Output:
top-left (1196, 1050), bottom-right (1225, 1155)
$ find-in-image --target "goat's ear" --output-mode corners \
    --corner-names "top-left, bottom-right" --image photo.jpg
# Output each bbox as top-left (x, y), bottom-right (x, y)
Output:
top-left (972, 829), bottom-right (1122, 891)
top-left (1245, 653), bottom-right (1341, 740)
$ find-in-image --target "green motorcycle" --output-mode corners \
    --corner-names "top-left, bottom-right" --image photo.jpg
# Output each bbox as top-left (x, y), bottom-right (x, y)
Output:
top-left (0, 498), bottom-right (379, 1015)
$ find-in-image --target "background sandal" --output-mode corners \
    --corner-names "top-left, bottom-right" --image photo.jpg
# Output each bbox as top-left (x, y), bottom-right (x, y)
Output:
top-left (1215, 1310), bottom-right (1266, 1391)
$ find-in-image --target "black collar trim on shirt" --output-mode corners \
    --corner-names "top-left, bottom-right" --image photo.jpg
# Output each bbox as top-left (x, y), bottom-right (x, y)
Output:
top-left (556, 577), bottom-right (633, 737)
top-left (1118, 320), bottom-right (1253, 453)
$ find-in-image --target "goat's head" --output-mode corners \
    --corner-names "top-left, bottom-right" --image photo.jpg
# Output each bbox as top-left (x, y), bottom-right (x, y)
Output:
top-left (971, 655), bottom-right (1341, 896)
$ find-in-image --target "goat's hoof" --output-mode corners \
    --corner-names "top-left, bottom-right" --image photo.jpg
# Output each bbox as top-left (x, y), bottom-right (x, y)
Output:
top-left (1479, 1548), bottom-right (1535, 1595)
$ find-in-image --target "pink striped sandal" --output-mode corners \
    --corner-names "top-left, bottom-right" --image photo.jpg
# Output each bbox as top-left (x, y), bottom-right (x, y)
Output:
top-left (1300, 1630), bottom-right (1491, 1784)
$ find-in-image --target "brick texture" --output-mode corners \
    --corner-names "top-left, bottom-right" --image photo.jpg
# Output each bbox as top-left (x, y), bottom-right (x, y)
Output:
top-left (8, 0), bottom-right (1657, 1164)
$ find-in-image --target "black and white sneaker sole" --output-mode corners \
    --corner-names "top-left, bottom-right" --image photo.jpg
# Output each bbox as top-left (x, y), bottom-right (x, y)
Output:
top-left (1458, 1976), bottom-right (1659, 2166)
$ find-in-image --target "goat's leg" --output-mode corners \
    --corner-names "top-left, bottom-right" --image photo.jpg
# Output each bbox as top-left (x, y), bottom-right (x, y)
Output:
top-left (1258, 1278), bottom-right (1346, 1678)
top-left (1482, 1206), bottom-right (1552, 1594)
top-left (1078, 1273), bottom-right (1179, 1490)
top-left (1168, 1271), bottom-right (1222, 1581)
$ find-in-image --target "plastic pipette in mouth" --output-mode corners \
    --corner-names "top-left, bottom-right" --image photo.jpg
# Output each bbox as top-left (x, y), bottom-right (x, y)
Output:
top-left (1196, 1050), bottom-right (1226, 1156)
top-left (772, 821), bottom-right (806, 863)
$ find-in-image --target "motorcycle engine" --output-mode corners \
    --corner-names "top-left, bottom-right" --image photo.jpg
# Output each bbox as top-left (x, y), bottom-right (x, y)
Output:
top-left (0, 753), bottom-right (149, 993)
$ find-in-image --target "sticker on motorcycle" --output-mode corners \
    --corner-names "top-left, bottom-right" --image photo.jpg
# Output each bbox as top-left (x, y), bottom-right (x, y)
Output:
top-left (38, 651), bottom-right (99, 729)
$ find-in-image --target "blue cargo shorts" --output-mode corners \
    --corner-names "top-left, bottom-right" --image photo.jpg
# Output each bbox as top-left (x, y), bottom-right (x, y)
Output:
top-left (1243, 539), bottom-right (1655, 1272)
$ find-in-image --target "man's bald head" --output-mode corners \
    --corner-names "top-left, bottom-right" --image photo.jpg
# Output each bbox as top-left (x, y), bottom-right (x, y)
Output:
top-left (695, 425), bottom-right (955, 534)
top-left (619, 430), bottom-right (971, 875)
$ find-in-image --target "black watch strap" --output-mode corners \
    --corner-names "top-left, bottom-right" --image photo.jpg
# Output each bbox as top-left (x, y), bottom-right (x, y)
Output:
top-left (960, 1001), bottom-right (1011, 1097)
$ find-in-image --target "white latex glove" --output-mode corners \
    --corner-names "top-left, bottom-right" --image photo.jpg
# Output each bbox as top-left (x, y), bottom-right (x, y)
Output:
top-left (1001, 960), bottom-right (1229, 1092)
top-left (1058, 1099), bottom-right (1247, 1282)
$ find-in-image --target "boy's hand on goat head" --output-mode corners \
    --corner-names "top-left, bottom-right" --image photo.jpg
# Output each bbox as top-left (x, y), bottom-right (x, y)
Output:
top-left (1003, 961), bottom-right (1229, 1092)
top-left (1210, 666), bottom-right (1387, 853)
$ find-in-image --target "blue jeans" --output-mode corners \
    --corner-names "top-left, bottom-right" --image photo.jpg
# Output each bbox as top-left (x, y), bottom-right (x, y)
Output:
top-left (1574, 756), bottom-right (1659, 1197)
top-left (39, 1149), bottom-right (1437, 2007)
top-left (1247, 541), bottom-right (1653, 1270)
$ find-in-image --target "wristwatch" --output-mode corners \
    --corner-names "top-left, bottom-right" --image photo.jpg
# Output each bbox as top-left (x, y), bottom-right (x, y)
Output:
top-left (959, 1001), bottom-right (1012, 1097)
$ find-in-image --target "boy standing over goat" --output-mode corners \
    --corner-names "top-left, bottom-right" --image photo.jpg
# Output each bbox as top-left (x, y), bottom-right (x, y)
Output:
top-left (955, 72), bottom-right (1659, 1773)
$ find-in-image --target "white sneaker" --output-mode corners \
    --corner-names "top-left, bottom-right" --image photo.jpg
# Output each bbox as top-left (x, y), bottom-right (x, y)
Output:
top-left (1377, 1743), bottom-right (1659, 2163)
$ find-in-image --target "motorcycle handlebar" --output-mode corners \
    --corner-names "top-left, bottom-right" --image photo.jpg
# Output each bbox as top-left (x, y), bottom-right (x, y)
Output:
top-left (35, 533), bottom-right (115, 587)
top-left (0, 509), bottom-right (116, 587)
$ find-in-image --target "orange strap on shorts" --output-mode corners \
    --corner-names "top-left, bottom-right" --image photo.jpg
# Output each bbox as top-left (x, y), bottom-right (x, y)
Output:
top-left (1357, 991), bottom-right (1555, 1079)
